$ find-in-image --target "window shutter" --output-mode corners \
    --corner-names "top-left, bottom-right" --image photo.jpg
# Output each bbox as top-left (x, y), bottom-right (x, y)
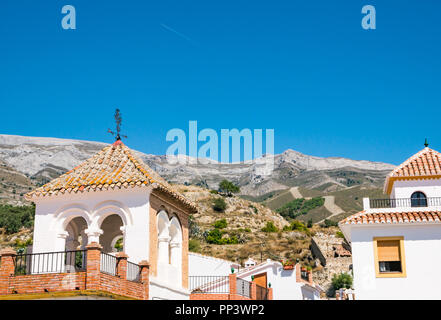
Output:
top-left (377, 240), bottom-right (400, 261)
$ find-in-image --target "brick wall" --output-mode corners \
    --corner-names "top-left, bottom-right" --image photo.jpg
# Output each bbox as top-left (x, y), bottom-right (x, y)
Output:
top-left (0, 246), bottom-right (148, 300)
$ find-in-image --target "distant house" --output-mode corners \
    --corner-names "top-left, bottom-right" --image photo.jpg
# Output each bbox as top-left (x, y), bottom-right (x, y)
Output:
top-left (188, 254), bottom-right (321, 300)
top-left (244, 258), bottom-right (257, 268)
top-left (339, 145), bottom-right (441, 299)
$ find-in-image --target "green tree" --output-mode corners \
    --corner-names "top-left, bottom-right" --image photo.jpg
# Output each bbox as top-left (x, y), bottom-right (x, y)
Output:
top-left (331, 272), bottom-right (353, 290)
top-left (218, 180), bottom-right (240, 195)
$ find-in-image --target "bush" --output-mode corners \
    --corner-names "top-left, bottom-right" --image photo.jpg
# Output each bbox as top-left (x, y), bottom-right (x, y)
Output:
top-left (189, 239), bottom-right (201, 252)
top-left (276, 197), bottom-right (325, 219)
top-left (213, 218), bottom-right (227, 229)
top-left (336, 231), bottom-right (345, 238)
top-left (212, 198), bottom-right (227, 212)
top-left (261, 221), bottom-right (278, 233)
top-left (307, 219), bottom-right (313, 228)
top-left (205, 228), bottom-right (238, 245)
top-left (331, 272), bottom-right (353, 290)
top-left (322, 219), bottom-right (339, 228)
top-left (210, 190), bottom-right (218, 194)
top-left (219, 180), bottom-right (240, 195)
top-left (0, 204), bottom-right (35, 234)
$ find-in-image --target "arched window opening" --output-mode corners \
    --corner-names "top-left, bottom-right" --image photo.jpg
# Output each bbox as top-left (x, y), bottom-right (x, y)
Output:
top-left (65, 216), bottom-right (88, 251)
top-left (99, 214), bottom-right (124, 253)
top-left (411, 191), bottom-right (427, 207)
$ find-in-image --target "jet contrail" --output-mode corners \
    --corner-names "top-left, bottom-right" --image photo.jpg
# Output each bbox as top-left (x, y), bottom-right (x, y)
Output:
top-left (160, 23), bottom-right (195, 44)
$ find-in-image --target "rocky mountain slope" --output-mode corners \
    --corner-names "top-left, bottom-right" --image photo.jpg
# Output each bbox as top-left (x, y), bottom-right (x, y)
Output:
top-left (0, 134), bottom-right (394, 209)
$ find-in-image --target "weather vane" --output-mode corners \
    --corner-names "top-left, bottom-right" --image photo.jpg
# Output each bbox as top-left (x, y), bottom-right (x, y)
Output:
top-left (108, 108), bottom-right (127, 141)
top-left (424, 138), bottom-right (429, 148)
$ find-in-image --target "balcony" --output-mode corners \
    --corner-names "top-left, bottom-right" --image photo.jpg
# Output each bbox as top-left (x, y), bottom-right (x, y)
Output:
top-left (364, 197), bottom-right (441, 210)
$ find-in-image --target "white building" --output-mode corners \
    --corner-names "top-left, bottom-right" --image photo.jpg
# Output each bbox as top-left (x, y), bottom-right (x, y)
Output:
top-left (189, 253), bottom-right (321, 300)
top-left (339, 145), bottom-right (441, 300)
top-left (237, 260), bottom-right (322, 300)
top-left (25, 139), bottom-right (198, 300)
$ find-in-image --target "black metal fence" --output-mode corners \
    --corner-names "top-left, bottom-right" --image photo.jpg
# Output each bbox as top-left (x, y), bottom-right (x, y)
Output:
top-left (256, 284), bottom-right (269, 300)
top-left (127, 261), bottom-right (141, 282)
top-left (100, 252), bottom-right (117, 276)
top-left (14, 250), bottom-right (87, 275)
top-left (370, 197), bottom-right (441, 209)
top-left (236, 278), bottom-right (252, 298)
top-left (301, 270), bottom-right (309, 281)
top-left (189, 276), bottom-right (229, 294)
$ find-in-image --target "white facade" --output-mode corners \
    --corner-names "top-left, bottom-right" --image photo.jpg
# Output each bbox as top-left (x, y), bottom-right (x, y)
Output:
top-left (188, 253), bottom-right (240, 276)
top-left (237, 260), bottom-right (321, 300)
top-left (346, 223), bottom-right (441, 300)
top-left (340, 147), bottom-right (441, 300)
top-left (32, 185), bottom-right (189, 300)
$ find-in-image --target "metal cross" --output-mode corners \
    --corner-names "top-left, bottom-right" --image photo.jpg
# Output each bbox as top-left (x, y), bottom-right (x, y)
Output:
top-left (108, 108), bottom-right (128, 141)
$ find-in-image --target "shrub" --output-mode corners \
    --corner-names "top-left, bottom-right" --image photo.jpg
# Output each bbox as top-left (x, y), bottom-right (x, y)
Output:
top-left (210, 190), bottom-right (218, 194)
top-left (189, 239), bottom-right (201, 252)
top-left (307, 219), bottom-right (313, 228)
top-left (261, 221), bottom-right (278, 233)
top-left (336, 231), bottom-right (345, 238)
top-left (331, 272), bottom-right (353, 290)
top-left (276, 197), bottom-right (325, 219)
top-left (205, 228), bottom-right (238, 245)
top-left (212, 198), bottom-right (227, 212)
top-left (213, 218), bottom-right (227, 229)
top-left (322, 219), bottom-right (338, 228)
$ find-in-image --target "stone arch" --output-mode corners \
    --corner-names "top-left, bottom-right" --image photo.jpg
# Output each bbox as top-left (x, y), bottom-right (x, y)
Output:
top-left (65, 216), bottom-right (89, 251)
top-left (92, 200), bottom-right (132, 227)
top-left (157, 210), bottom-right (170, 238)
top-left (99, 214), bottom-right (124, 253)
top-left (52, 204), bottom-right (92, 235)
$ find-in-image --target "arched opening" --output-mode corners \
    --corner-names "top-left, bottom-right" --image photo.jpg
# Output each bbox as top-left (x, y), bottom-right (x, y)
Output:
top-left (157, 210), bottom-right (170, 265)
top-left (99, 214), bottom-right (124, 253)
top-left (169, 216), bottom-right (182, 268)
top-left (65, 216), bottom-right (88, 251)
top-left (411, 191), bottom-right (427, 207)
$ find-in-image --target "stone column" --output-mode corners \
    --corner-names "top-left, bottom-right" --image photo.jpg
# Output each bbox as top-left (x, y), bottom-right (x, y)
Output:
top-left (139, 260), bottom-right (150, 300)
top-left (85, 242), bottom-right (102, 291)
top-left (116, 252), bottom-right (128, 280)
top-left (158, 236), bottom-right (170, 265)
top-left (85, 228), bottom-right (103, 244)
top-left (0, 248), bottom-right (16, 295)
top-left (169, 241), bottom-right (181, 268)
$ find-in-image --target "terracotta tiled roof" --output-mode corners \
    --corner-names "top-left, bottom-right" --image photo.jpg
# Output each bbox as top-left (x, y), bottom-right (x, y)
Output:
top-left (25, 140), bottom-right (197, 212)
top-left (340, 210), bottom-right (441, 225)
top-left (384, 147), bottom-right (441, 193)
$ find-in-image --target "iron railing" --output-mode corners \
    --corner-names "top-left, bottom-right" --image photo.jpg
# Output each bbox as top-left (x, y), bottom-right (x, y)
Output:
top-left (236, 278), bottom-right (252, 298)
top-left (189, 276), bottom-right (230, 294)
top-left (127, 261), bottom-right (141, 282)
top-left (301, 270), bottom-right (309, 281)
top-left (100, 252), bottom-right (117, 276)
top-left (14, 250), bottom-right (87, 275)
top-left (369, 197), bottom-right (441, 209)
top-left (256, 284), bottom-right (269, 300)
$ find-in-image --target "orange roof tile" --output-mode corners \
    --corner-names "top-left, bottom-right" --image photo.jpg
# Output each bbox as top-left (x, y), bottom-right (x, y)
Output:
top-left (25, 141), bottom-right (197, 212)
top-left (340, 210), bottom-right (441, 225)
top-left (384, 147), bottom-right (441, 193)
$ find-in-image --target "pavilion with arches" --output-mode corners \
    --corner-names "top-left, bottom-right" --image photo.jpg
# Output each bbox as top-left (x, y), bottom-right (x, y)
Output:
top-left (24, 139), bottom-right (197, 299)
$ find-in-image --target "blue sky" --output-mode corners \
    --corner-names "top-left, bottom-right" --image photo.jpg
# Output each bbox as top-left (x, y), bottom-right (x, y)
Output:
top-left (1, 0), bottom-right (440, 165)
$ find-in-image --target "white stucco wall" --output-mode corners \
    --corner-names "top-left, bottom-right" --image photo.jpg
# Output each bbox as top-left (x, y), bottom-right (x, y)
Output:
top-left (188, 253), bottom-right (240, 276)
top-left (32, 186), bottom-right (151, 264)
top-left (237, 261), bottom-right (320, 300)
top-left (149, 277), bottom-right (190, 300)
top-left (391, 178), bottom-right (441, 199)
top-left (350, 223), bottom-right (441, 300)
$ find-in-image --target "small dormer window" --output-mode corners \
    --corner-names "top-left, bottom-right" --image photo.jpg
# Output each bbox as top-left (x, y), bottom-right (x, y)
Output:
top-left (410, 191), bottom-right (427, 207)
